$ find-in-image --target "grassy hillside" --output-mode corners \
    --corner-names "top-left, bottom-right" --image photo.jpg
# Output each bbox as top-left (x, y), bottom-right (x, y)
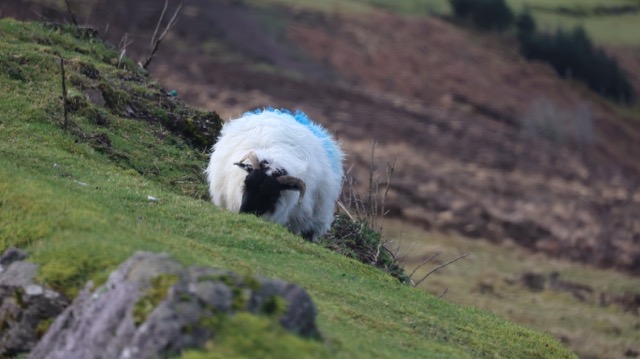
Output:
top-left (0, 19), bottom-right (576, 358)
top-left (386, 221), bottom-right (640, 359)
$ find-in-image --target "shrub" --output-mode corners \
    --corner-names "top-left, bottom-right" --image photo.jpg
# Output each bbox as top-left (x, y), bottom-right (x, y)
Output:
top-left (321, 144), bottom-right (409, 284)
top-left (518, 24), bottom-right (635, 104)
top-left (515, 8), bottom-right (536, 36)
top-left (450, 0), bottom-right (473, 18)
top-left (322, 213), bottom-right (409, 284)
top-left (449, 0), bottom-right (514, 31)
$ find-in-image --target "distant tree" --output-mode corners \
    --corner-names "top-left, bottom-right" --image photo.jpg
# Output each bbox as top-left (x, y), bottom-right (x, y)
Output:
top-left (519, 25), bottom-right (635, 104)
top-left (449, 0), bottom-right (514, 31)
top-left (450, 0), bottom-right (473, 18)
top-left (515, 8), bottom-right (536, 37)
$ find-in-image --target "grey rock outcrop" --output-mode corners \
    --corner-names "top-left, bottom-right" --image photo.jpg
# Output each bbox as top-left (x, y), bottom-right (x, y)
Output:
top-left (30, 251), bottom-right (319, 359)
top-left (0, 247), bottom-right (68, 357)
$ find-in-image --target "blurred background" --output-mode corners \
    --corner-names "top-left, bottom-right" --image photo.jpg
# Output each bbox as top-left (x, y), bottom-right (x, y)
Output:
top-left (2, 0), bottom-right (639, 357)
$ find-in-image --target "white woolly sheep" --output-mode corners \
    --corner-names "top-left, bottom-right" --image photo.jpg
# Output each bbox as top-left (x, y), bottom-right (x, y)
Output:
top-left (205, 108), bottom-right (344, 241)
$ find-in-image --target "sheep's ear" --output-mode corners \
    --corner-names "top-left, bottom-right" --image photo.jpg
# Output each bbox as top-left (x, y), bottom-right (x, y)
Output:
top-left (234, 162), bottom-right (253, 172)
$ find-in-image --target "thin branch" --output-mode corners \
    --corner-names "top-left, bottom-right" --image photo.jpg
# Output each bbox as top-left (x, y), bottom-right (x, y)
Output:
top-left (395, 242), bottom-right (413, 264)
top-left (150, 0), bottom-right (169, 49)
top-left (59, 55), bottom-right (69, 130)
top-left (438, 288), bottom-right (449, 299)
top-left (408, 251), bottom-right (441, 280)
top-left (414, 253), bottom-right (470, 287)
top-left (143, 0), bottom-right (188, 69)
top-left (336, 200), bottom-right (355, 222)
top-left (379, 158), bottom-right (396, 233)
top-left (372, 242), bottom-right (382, 265)
top-left (63, 0), bottom-right (77, 25)
top-left (117, 33), bottom-right (133, 68)
top-left (367, 141), bottom-right (377, 227)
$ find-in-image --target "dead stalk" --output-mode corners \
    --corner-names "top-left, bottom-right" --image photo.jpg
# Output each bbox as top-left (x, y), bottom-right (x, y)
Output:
top-left (408, 251), bottom-right (441, 280)
top-left (150, 0), bottom-right (170, 49)
top-left (367, 140), bottom-right (376, 227)
top-left (336, 200), bottom-right (355, 222)
top-left (379, 159), bottom-right (395, 233)
top-left (59, 56), bottom-right (69, 130)
top-left (63, 0), bottom-right (77, 25)
top-left (143, 0), bottom-right (188, 70)
top-left (438, 288), bottom-right (450, 299)
top-left (414, 253), bottom-right (470, 287)
top-left (117, 33), bottom-right (133, 68)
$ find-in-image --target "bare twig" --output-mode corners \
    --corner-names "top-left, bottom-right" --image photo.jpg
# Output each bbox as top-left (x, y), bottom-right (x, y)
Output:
top-left (396, 241), bottom-right (418, 265)
top-left (372, 242), bottom-right (382, 264)
top-left (336, 200), bottom-right (355, 222)
top-left (31, 9), bottom-right (44, 20)
top-left (367, 141), bottom-right (376, 227)
top-left (63, 0), bottom-right (77, 25)
top-left (414, 253), bottom-right (470, 287)
top-left (408, 251), bottom-right (441, 280)
top-left (379, 159), bottom-right (396, 233)
top-left (438, 288), bottom-right (449, 299)
top-left (117, 33), bottom-right (133, 68)
top-left (143, 0), bottom-right (188, 69)
top-left (150, 0), bottom-right (170, 49)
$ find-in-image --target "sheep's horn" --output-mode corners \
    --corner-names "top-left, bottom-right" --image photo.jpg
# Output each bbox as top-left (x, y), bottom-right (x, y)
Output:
top-left (235, 151), bottom-right (261, 171)
top-left (277, 176), bottom-right (306, 200)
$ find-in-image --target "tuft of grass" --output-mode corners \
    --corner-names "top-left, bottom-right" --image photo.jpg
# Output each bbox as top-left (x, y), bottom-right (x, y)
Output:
top-left (0, 18), bottom-right (576, 358)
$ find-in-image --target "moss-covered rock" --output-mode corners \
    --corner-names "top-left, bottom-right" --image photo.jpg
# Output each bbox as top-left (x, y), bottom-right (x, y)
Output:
top-left (30, 252), bottom-right (321, 359)
top-left (0, 248), bottom-right (67, 357)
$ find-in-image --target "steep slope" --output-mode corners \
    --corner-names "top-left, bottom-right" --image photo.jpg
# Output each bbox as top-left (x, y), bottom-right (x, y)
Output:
top-left (0, 19), bottom-right (575, 358)
top-left (5, 0), bottom-right (640, 274)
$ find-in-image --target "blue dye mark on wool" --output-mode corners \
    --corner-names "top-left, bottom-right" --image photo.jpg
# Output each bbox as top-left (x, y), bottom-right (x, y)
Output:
top-left (244, 107), bottom-right (342, 172)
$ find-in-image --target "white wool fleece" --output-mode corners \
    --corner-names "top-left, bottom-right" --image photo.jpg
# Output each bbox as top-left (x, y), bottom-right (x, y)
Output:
top-left (205, 108), bottom-right (344, 241)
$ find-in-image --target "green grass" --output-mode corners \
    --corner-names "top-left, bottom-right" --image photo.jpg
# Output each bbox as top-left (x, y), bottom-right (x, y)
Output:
top-left (0, 18), bottom-right (576, 358)
top-left (248, 0), bottom-right (449, 15)
top-left (386, 220), bottom-right (640, 359)
top-left (527, 11), bottom-right (640, 47)
top-left (494, 0), bottom-right (640, 46)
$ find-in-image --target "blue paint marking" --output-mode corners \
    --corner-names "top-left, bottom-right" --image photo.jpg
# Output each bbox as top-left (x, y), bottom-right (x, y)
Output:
top-left (244, 107), bottom-right (342, 172)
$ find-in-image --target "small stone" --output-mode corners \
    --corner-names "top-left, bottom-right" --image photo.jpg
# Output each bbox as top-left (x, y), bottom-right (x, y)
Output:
top-left (0, 247), bottom-right (28, 266)
top-left (0, 254), bottom-right (67, 357)
top-left (25, 284), bottom-right (44, 296)
top-left (84, 88), bottom-right (106, 107)
top-left (147, 195), bottom-right (159, 202)
top-left (0, 261), bottom-right (38, 287)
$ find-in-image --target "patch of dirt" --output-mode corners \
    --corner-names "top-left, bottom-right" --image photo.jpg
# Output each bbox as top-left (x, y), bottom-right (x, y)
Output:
top-left (4, 0), bottom-right (640, 274)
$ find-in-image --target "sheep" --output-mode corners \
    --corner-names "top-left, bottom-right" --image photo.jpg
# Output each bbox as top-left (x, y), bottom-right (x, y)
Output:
top-left (205, 108), bottom-right (344, 241)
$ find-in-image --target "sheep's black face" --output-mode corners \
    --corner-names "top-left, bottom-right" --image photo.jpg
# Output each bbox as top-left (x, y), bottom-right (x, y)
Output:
top-left (239, 168), bottom-right (287, 216)
top-left (234, 154), bottom-right (306, 217)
